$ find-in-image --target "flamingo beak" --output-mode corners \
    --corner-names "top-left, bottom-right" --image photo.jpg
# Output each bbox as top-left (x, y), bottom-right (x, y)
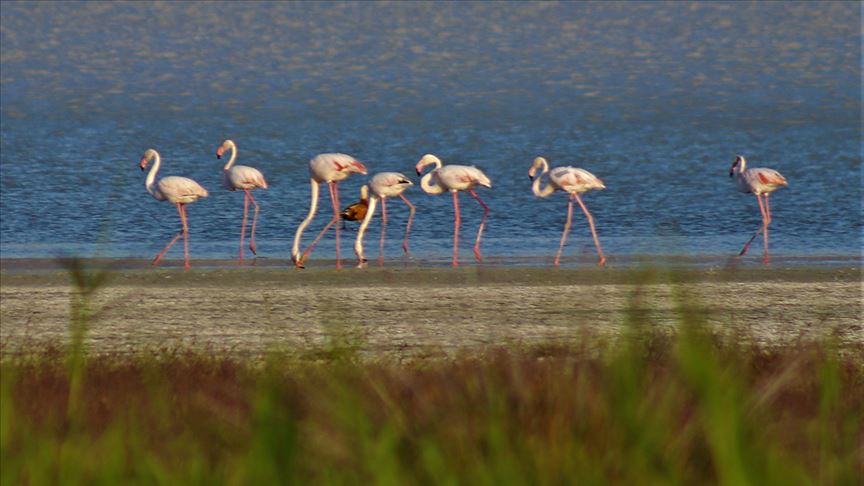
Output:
top-left (139, 158), bottom-right (148, 171)
top-left (216, 147), bottom-right (224, 159)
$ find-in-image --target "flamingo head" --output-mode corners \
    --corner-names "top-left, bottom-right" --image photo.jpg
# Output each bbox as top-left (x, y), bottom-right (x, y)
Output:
top-left (415, 154), bottom-right (442, 175)
top-left (730, 155), bottom-right (745, 177)
top-left (139, 149), bottom-right (157, 171)
top-left (216, 139), bottom-right (234, 159)
top-left (528, 157), bottom-right (548, 181)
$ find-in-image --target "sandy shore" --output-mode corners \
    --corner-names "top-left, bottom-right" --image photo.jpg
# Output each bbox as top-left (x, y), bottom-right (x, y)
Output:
top-left (1, 261), bottom-right (861, 357)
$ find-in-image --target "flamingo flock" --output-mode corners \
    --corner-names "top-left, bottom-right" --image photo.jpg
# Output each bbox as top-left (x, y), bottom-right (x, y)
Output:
top-left (138, 147), bottom-right (788, 269)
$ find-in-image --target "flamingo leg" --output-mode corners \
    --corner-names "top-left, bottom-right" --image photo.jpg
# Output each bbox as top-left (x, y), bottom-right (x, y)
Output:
top-left (239, 191), bottom-right (249, 263)
top-left (452, 191), bottom-right (460, 267)
top-left (152, 203), bottom-right (185, 267)
top-left (399, 194), bottom-right (415, 255)
top-left (468, 190), bottom-right (489, 263)
top-left (554, 196), bottom-right (575, 267)
top-left (573, 193), bottom-right (606, 266)
top-left (761, 193), bottom-right (770, 264)
top-left (377, 197), bottom-right (387, 266)
top-left (180, 203), bottom-right (191, 271)
top-left (301, 182), bottom-right (341, 267)
top-left (248, 190), bottom-right (260, 256)
top-left (739, 194), bottom-right (767, 258)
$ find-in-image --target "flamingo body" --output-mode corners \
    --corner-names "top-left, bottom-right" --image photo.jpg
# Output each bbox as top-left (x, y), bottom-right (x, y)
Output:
top-left (139, 149), bottom-right (207, 270)
top-left (730, 155), bottom-right (788, 263)
top-left (354, 172), bottom-right (415, 266)
top-left (529, 157), bottom-right (606, 266)
top-left (292, 153), bottom-right (367, 268)
top-left (416, 154), bottom-right (491, 267)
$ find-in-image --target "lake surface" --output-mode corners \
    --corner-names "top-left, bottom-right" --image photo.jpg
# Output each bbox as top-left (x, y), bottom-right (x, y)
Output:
top-left (1, 2), bottom-right (861, 265)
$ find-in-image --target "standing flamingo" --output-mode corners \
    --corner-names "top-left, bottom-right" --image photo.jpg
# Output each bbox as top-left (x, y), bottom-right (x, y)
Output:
top-left (292, 153), bottom-right (367, 269)
top-left (415, 154), bottom-right (491, 267)
top-left (353, 172), bottom-right (415, 267)
top-left (216, 139), bottom-right (268, 263)
top-left (529, 157), bottom-right (607, 267)
top-left (730, 155), bottom-right (788, 264)
top-left (139, 149), bottom-right (209, 270)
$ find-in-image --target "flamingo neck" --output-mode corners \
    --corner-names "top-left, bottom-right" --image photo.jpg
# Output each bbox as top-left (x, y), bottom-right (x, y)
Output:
top-left (292, 178), bottom-right (320, 261)
top-left (420, 172), bottom-right (445, 195)
top-left (222, 141), bottom-right (237, 171)
top-left (354, 195), bottom-right (379, 265)
top-left (531, 159), bottom-right (555, 198)
top-left (145, 152), bottom-right (161, 195)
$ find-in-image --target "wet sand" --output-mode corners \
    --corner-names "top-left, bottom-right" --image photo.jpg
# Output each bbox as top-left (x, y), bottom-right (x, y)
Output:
top-left (1, 260), bottom-right (861, 357)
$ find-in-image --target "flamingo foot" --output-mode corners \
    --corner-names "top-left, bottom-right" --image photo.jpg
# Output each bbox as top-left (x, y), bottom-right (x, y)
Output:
top-left (249, 243), bottom-right (257, 255)
top-left (184, 262), bottom-right (191, 271)
top-left (738, 244), bottom-right (751, 257)
top-left (473, 247), bottom-right (483, 263)
top-left (376, 256), bottom-right (384, 267)
top-left (763, 256), bottom-right (771, 265)
top-left (402, 242), bottom-right (409, 255)
top-left (598, 256), bottom-right (607, 267)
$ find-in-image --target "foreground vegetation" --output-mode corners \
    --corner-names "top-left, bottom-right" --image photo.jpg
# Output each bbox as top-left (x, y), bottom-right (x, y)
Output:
top-left (1, 262), bottom-right (861, 484)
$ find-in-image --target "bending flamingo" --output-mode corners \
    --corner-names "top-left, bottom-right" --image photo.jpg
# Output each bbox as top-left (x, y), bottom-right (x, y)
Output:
top-left (529, 156), bottom-right (606, 266)
top-left (416, 154), bottom-right (491, 267)
top-left (216, 139), bottom-right (268, 263)
top-left (353, 172), bottom-right (415, 267)
top-left (730, 155), bottom-right (788, 264)
top-left (139, 149), bottom-right (209, 270)
top-left (291, 153), bottom-right (367, 269)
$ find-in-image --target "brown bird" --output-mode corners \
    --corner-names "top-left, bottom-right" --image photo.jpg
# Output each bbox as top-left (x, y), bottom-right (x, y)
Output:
top-left (340, 185), bottom-right (369, 228)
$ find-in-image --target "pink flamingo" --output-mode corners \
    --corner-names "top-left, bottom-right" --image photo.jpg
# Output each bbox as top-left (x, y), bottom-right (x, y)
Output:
top-left (292, 153), bottom-right (367, 269)
top-left (730, 155), bottom-right (788, 264)
top-left (529, 157), bottom-right (607, 267)
top-left (216, 140), bottom-right (268, 263)
top-left (353, 172), bottom-right (415, 267)
top-left (139, 149), bottom-right (209, 270)
top-left (415, 154), bottom-right (491, 267)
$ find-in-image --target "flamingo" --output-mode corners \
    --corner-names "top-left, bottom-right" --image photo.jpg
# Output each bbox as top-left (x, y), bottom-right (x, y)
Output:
top-left (216, 139), bottom-right (268, 263)
top-left (529, 157), bottom-right (607, 267)
top-left (353, 172), bottom-right (415, 267)
top-left (291, 153), bottom-right (367, 269)
top-left (139, 149), bottom-right (209, 270)
top-left (415, 154), bottom-right (491, 267)
top-left (730, 155), bottom-right (788, 264)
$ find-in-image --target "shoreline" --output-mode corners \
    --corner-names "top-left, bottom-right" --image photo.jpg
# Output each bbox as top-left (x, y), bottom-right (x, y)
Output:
top-left (2, 263), bottom-right (861, 358)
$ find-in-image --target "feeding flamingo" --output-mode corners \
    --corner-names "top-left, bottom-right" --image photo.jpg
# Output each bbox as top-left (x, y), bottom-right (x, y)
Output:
top-left (729, 155), bottom-right (788, 264)
top-left (216, 139), bottom-right (268, 263)
top-left (291, 153), bottom-right (367, 269)
top-left (415, 154), bottom-right (491, 267)
top-left (139, 149), bottom-right (209, 270)
top-left (353, 172), bottom-right (415, 267)
top-left (529, 156), bottom-right (607, 267)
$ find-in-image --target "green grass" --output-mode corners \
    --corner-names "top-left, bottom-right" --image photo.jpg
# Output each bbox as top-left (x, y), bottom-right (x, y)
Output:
top-left (1, 263), bottom-right (862, 484)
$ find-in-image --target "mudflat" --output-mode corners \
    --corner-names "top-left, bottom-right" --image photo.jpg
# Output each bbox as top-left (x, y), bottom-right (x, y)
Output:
top-left (1, 260), bottom-right (861, 357)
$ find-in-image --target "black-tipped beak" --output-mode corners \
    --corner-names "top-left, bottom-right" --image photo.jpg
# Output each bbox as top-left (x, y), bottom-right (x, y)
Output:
top-left (528, 174), bottom-right (534, 181)
top-left (217, 153), bottom-right (222, 159)
top-left (729, 171), bottom-right (734, 178)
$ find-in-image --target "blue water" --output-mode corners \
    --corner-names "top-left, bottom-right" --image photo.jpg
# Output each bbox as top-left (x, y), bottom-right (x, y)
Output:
top-left (1, 2), bottom-right (861, 264)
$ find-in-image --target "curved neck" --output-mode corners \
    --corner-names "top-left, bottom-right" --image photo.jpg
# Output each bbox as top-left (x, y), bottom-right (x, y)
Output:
top-left (292, 179), bottom-right (319, 261)
top-left (354, 195), bottom-right (379, 265)
top-left (222, 141), bottom-right (237, 171)
top-left (531, 160), bottom-right (555, 197)
top-left (420, 172), bottom-right (445, 195)
top-left (145, 152), bottom-right (161, 195)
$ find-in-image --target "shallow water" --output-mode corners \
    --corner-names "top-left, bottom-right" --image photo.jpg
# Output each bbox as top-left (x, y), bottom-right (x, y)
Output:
top-left (1, 2), bottom-right (861, 263)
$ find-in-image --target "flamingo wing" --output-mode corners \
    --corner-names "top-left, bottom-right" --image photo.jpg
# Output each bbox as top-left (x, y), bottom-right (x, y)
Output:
top-left (158, 176), bottom-right (209, 203)
top-left (227, 165), bottom-right (268, 190)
